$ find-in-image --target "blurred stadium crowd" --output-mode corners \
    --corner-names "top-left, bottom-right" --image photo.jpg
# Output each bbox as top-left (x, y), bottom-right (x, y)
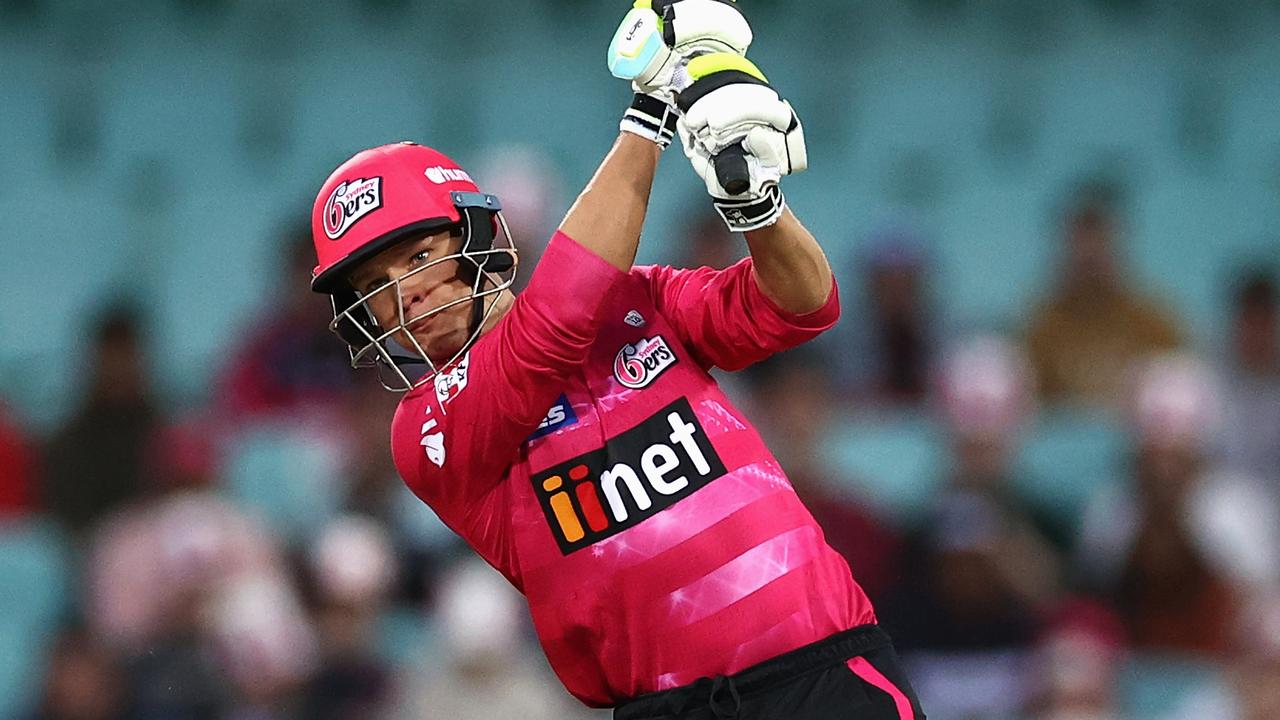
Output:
top-left (1, 1), bottom-right (1279, 719)
top-left (3, 181), bottom-right (1278, 720)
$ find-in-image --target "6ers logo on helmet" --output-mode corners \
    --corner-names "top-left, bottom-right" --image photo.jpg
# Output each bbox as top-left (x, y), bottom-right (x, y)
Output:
top-left (614, 335), bottom-right (677, 389)
top-left (323, 177), bottom-right (383, 239)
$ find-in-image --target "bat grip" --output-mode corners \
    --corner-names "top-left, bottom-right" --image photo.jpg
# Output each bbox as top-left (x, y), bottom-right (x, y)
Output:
top-left (713, 143), bottom-right (751, 196)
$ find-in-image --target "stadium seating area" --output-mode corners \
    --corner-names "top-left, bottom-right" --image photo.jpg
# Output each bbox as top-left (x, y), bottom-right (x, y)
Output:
top-left (1, 2), bottom-right (1277, 718)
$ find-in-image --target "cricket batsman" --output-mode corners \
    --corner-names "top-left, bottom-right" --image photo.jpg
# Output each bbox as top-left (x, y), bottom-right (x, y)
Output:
top-left (307, 2), bottom-right (925, 717)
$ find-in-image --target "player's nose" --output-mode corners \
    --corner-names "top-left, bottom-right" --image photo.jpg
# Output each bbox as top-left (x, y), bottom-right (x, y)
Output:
top-left (398, 276), bottom-right (429, 316)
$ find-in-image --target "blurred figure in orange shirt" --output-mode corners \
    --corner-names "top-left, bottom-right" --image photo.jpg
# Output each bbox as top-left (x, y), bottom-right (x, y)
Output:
top-left (1026, 184), bottom-right (1183, 409)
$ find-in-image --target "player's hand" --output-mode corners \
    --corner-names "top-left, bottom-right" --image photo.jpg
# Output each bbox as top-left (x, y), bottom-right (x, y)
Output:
top-left (609, 0), bottom-right (752, 149)
top-left (676, 54), bottom-right (807, 232)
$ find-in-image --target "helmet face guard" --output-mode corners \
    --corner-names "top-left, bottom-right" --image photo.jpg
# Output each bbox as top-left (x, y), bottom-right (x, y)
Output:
top-left (329, 193), bottom-right (518, 392)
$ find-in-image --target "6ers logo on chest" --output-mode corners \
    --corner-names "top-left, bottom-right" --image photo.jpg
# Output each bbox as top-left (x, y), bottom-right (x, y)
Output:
top-left (614, 335), bottom-right (677, 389)
top-left (323, 177), bottom-right (383, 239)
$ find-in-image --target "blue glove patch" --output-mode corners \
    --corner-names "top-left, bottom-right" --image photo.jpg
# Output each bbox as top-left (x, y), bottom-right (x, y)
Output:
top-left (607, 8), bottom-right (665, 80)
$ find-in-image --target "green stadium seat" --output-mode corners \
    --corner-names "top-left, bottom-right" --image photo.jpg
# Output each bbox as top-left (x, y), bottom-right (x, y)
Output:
top-left (0, 519), bottom-right (71, 720)
top-left (223, 423), bottom-right (346, 544)
top-left (822, 411), bottom-right (946, 526)
top-left (1013, 408), bottom-right (1127, 527)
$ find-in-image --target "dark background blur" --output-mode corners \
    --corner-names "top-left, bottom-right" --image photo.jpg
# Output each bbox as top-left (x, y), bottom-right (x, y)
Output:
top-left (1, 1), bottom-right (1278, 719)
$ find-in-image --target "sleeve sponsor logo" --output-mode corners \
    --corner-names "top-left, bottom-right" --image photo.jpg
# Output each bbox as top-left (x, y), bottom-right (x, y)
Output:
top-left (323, 177), bottom-right (383, 240)
top-left (528, 393), bottom-right (579, 441)
top-left (530, 398), bottom-right (726, 555)
top-left (624, 310), bottom-right (646, 328)
top-left (434, 352), bottom-right (470, 407)
top-left (424, 166), bottom-right (475, 185)
top-left (613, 335), bottom-right (677, 389)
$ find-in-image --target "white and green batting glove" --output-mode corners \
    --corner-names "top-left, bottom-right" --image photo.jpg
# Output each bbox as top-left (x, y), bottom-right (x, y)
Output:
top-left (676, 54), bottom-right (808, 231)
top-left (608, 0), bottom-right (752, 149)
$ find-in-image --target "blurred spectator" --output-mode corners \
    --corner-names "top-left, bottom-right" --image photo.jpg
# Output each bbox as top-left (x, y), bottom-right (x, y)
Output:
top-left (1076, 354), bottom-right (1280, 657)
top-left (0, 401), bottom-right (36, 516)
top-left (208, 574), bottom-right (318, 719)
top-left (28, 626), bottom-right (128, 720)
top-left (1170, 596), bottom-right (1280, 719)
top-left (1026, 185), bottom-right (1183, 409)
top-left (84, 417), bottom-right (307, 718)
top-left (747, 350), bottom-right (902, 600)
top-left (393, 559), bottom-right (601, 720)
top-left (216, 223), bottom-right (352, 420)
top-left (1026, 601), bottom-right (1129, 720)
top-left (1218, 270), bottom-right (1280, 488)
top-left (881, 337), bottom-right (1062, 718)
top-left (341, 375), bottom-right (403, 520)
top-left (883, 491), bottom-right (1039, 717)
top-left (300, 517), bottom-right (395, 720)
top-left (339, 373), bottom-right (465, 604)
top-left (42, 306), bottom-right (158, 538)
top-left (827, 224), bottom-right (936, 406)
top-left (934, 336), bottom-right (1068, 595)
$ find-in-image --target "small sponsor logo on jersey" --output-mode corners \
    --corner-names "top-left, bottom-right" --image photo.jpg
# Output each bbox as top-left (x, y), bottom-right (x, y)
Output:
top-left (323, 177), bottom-right (382, 240)
top-left (420, 404), bottom-right (445, 467)
top-left (528, 394), bottom-right (579, 441)
top-left (624, 310), bottom-right (646, 328)
top-left (434, 353), bottom-right (470, 406)
top-left (531, 398), bottom-right (726, 555)
top-left (422, 432), bottom-right (446, 467)
top-left (424, 166), bottom-right (474, 185)
top-left (614, 335), bottom-right (677, 389)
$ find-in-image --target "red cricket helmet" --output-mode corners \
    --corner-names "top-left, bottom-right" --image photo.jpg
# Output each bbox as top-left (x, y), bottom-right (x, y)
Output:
top-left (309, 142), bottom-right (518, 390)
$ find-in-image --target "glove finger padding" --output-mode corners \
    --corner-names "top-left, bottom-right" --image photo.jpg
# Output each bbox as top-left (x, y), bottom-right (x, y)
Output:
top-left (680, 130), bottom-right (788, 232)
top-left (742, 112), bottom-right (807, 175)
top-left (681, 85), bottom-right (794, 154)
top-left (681, 135), bottom-right (782, 197)
top-left (652, 0), bottom-right (752, 56)
top-left (610, 0), bottom-right (753, 101)
top-left (675, 54), bottom-right (807, 232)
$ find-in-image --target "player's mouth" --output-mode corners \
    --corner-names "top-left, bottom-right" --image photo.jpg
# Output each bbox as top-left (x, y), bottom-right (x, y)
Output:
top-left (406, 314), bottom-right (436, 335)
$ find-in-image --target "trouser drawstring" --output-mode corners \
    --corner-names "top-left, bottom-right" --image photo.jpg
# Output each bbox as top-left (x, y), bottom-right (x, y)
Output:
top-left (708, 675), bottom-right (742, 719)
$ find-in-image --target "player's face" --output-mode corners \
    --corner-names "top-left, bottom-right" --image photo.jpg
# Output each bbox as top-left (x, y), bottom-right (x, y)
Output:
top-left (348, 230), bottom-right (474, 363)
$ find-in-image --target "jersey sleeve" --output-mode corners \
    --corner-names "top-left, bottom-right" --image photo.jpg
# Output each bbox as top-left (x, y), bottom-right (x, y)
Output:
top-left (390, 232), bottom-right (625, 568)
top-left (635, 259), bottom-right (840, 372)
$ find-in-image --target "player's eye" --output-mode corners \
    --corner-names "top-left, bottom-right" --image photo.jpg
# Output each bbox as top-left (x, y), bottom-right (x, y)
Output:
top-left (410, 249), bottom-right (430, 266)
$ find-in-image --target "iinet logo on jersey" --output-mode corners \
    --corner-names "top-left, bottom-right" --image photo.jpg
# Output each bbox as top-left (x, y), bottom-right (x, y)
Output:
top-left (531, 398), bottom-right (726, 555)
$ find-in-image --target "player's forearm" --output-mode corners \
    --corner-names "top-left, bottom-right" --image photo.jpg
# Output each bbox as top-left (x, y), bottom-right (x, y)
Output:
top-left (744, 209), bottom-right (834, 314)
top-left (559, 133), bottom-right (661, 273)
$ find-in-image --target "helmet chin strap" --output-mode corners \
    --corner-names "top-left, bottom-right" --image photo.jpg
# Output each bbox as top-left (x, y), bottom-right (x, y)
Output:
top-left (467, 273), bottom-right (489, 339)
top-left (454, 202), bottom-right (512, 348)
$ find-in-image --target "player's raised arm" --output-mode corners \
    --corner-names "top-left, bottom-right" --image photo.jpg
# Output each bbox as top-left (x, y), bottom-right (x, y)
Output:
top-left (743, 209), bottom-right (834, 315)
top-left (562, 0), bottom-right (754, 273)
top-left (558, 134), bottom-right (661, 274)
top-left (676, 56), bottom-right (835, 314)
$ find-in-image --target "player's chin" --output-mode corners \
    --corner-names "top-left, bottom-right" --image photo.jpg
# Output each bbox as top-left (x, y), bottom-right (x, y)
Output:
top-left (420, 327), bottom-right (468, 365)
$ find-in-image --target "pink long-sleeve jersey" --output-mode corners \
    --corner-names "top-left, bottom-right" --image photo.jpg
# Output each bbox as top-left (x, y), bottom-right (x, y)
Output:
top-left (390, 232), bottom-right (875, 707)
